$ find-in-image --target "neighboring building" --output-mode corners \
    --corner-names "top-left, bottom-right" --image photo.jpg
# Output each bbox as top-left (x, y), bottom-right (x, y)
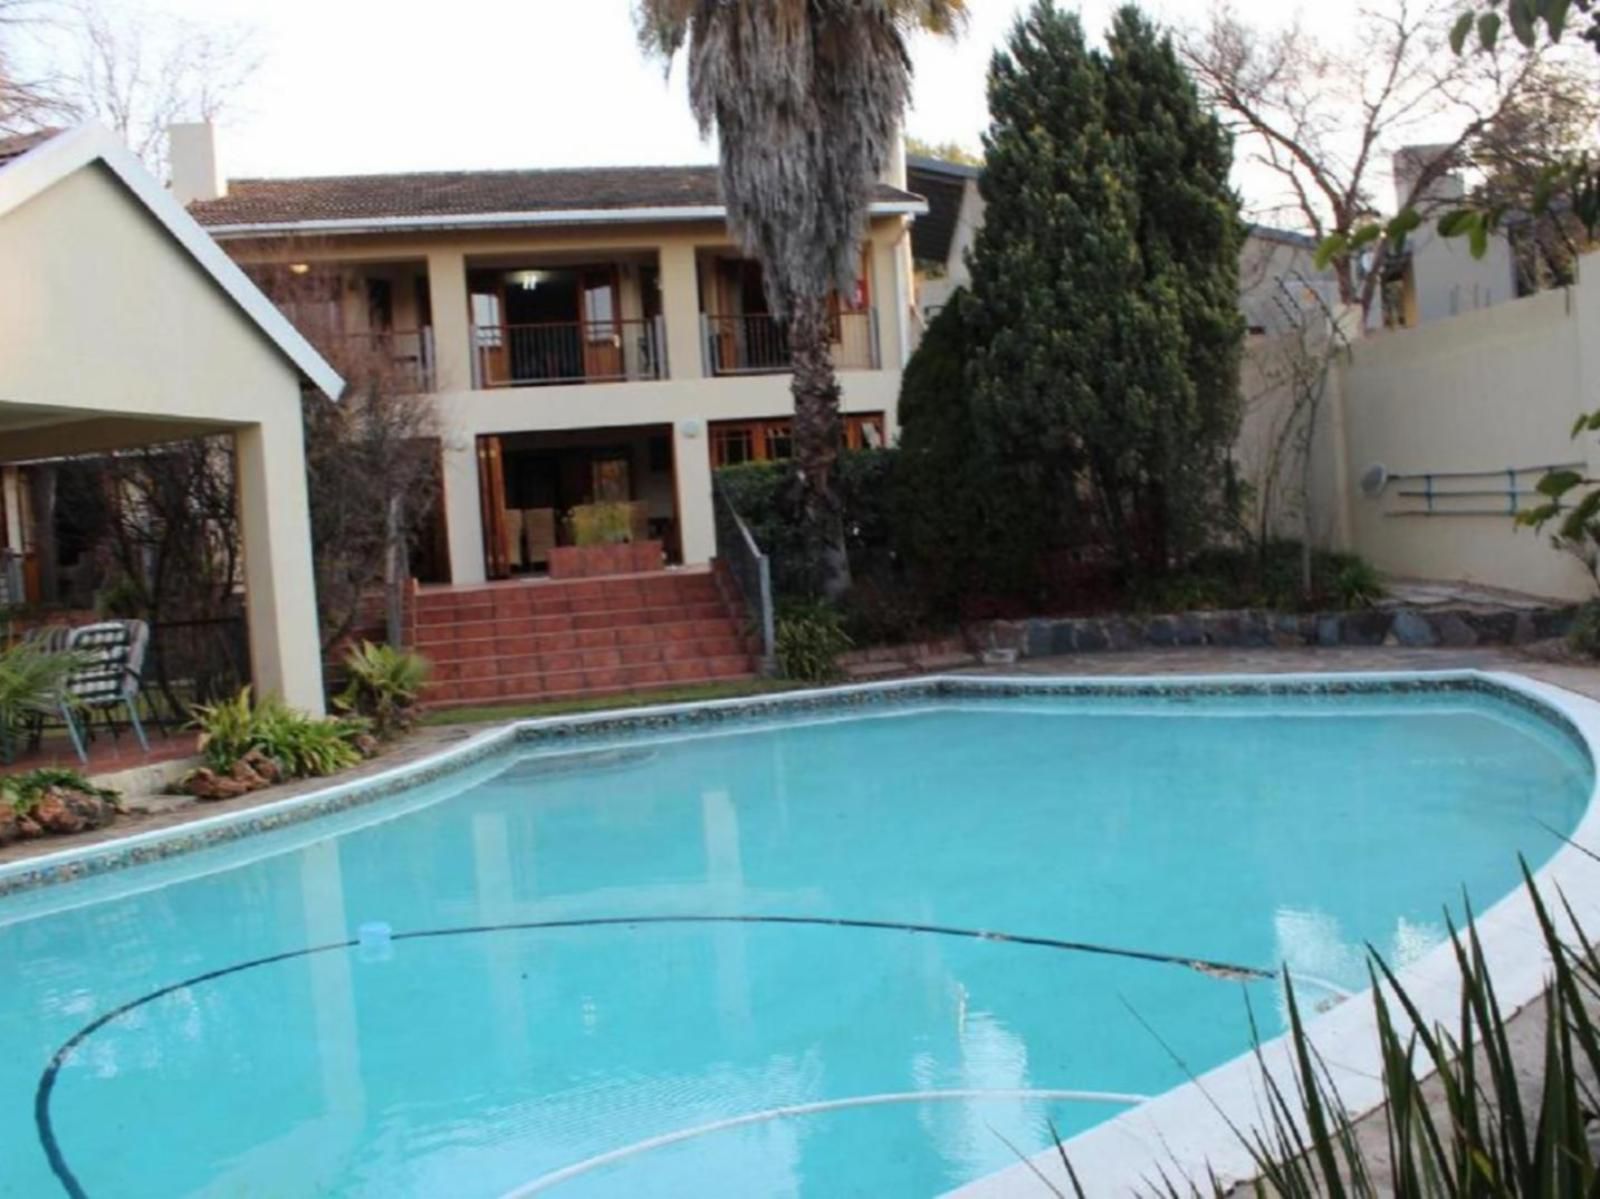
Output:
top-left (180, 126), bottom-right (925, 588)
top-left (0, 124), bottom-right (340, 712)
top-left (906, 154), bottom-right (983, 317)
top-left (1377, 144), bottom-right (1519, 332)
top-left (1238, 225), bottom-right (1340, 334)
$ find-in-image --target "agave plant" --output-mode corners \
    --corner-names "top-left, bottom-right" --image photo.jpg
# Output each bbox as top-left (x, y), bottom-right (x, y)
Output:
top-left (636, 0), bottom-right (965, 599)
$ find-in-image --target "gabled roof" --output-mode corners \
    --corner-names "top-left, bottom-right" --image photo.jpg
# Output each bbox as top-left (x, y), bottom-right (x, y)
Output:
top-left (0, 124), bottom-right (343, 399)
top-left (188, 164), bottom-right (928, 236)
top-left (1247, 223), bottom-right (1319, 251)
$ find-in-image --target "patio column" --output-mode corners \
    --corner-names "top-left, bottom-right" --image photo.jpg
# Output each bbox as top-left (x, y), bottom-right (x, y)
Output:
top-left (427, 249), bottom-right (472, 393)
top-left (675, 421), bottom-right (715, 566)
top-left (235, 416), bottom-right (326, 715)
top-left (442, 439), bottom-right (487, 585)
top-left (658, 242), bottom-right (704, 381)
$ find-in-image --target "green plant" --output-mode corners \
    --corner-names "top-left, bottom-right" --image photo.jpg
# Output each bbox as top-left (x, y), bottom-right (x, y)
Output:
top-left (1570, 599), bottom-right (1600, 657)
top-left (1, 768), bottom-right (117, 814)
top-left (569, 502), bottom-right (634, 547)
top-left (1331, 554), bottom-right (1384, 610)
top-left (336, 641), bottom-right (430, 737)
top-left (774, 602), bottom-right (853, 683)
top-left (0, 643), bottom-right (86, 764)
top-left (191, 687), bottom-right (366, 779)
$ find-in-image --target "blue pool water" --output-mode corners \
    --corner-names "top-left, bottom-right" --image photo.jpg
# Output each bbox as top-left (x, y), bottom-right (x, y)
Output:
top-left (0, 685), bottom-right (1591, 1197)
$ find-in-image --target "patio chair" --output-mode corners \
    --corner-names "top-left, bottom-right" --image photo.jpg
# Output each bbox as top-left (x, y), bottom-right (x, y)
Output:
top-left (56, 619), bottom-right (151, 762)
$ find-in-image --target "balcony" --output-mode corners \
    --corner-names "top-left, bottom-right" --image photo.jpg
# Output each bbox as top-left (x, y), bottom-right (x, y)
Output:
top-left (471, 318), bottom-right (665, 388)
top-left (701, 311), bottom-right (879, 377)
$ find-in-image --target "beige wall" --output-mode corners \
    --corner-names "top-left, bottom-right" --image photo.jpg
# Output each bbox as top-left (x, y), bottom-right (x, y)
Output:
top-left (222, 213), bottom-right (913, 584)
top-left (1316, 267), bottom-right (1599, 601)
top-left (0, 162), bottom-right (327, 711)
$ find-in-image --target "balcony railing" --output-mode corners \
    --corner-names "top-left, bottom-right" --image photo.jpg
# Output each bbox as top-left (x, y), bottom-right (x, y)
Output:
top-left (337, 328), bottom-right (435, 392)
top-left (472, 318), bottom-right (666, 388)
top-left (701, 310), bottom-right (880, 377)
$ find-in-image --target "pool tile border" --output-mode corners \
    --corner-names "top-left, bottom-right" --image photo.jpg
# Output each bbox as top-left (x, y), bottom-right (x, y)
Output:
top-left (0, 670), bottom-right (1582, 903)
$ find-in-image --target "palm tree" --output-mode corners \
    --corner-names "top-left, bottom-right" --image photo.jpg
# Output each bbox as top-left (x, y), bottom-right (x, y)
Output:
top-left (637, 0), bottom-right (965, 600)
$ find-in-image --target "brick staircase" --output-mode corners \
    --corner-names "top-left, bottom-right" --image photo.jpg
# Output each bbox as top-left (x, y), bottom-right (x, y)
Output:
top-left (414, 568), bottom-right (758, 709)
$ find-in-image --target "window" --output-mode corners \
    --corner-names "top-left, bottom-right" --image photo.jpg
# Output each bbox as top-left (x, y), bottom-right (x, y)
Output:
top-left (710, 426), bottom-right (755, 468)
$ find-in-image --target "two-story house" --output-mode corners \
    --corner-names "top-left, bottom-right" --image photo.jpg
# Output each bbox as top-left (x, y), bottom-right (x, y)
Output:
top-left (177, 125), bottom-right (925, 592)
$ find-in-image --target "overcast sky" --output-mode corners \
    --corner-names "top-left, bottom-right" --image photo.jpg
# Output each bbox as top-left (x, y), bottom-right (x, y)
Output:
top-left (127, 0), bottom-right (1343, 177)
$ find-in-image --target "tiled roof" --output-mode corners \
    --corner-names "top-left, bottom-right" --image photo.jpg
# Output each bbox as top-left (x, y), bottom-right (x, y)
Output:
top-left (906, 158), bottom-right (975, 266)
top-left (190, 164), bottom-right (925, 230)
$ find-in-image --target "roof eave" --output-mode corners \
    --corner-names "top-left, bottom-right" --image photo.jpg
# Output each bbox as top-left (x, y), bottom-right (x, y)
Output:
top-left (0, 124), bottom-right (345, 400)
top-left (199, 198), bottom-right (929, 239)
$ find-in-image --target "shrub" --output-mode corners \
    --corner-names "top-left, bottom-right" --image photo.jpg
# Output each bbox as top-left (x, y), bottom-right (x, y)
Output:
top-left (1330, 553), bottom-right (1384, 610)
top-left (337, 641), bottom-right (430, 737)
top-left (1, 768), bottom-right (117, 814)
top-left (1570, 600), bottom-right (1600, 657)
top-left (569, 502), bottom-right (634, 547)
top-left (192, 687), bottom-right (367, 780)
top-left (775, 602), bottom-right (853, 683)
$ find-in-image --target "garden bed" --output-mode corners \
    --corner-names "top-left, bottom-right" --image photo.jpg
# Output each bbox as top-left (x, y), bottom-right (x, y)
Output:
top-left (977, 603), bottom-right (1576, 660)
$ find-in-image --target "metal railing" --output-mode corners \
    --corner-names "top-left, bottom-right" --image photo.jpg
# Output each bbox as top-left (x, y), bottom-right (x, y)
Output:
top-left (472, 317), bottom-right (665, 388)
top-left (712, 477), bottom-right (776, 675)
top-left (702, 310), bottom-right (879, 376)
top-left (338, 327), bottom-right (436, 392)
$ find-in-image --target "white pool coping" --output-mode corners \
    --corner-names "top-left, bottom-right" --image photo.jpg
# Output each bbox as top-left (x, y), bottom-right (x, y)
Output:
top-left (3, 668), bottom-right (1593, 1195)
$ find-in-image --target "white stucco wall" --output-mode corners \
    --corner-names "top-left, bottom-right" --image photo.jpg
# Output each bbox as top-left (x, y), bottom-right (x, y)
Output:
top-left (1330, 268), bottom-right (1598, 601)
top-left (0, 160), bottom-right (327, 710)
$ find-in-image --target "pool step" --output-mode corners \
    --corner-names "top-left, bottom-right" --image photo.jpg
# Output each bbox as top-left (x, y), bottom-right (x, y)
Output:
top-left (413, 568), bottom-right (759, 709)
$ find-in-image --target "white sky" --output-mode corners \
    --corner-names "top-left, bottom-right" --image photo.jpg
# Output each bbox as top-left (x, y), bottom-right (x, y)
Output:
top-left (126, 0), bottom-right (1346, 177)
top-left (24, 0), bottom-right (1459, 224)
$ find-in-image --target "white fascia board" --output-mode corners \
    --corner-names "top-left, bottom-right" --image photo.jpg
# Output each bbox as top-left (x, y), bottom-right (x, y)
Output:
top-left (200, 198), bottom-right (931, 240)
top-left (0, 124), bottom-right (345, 400)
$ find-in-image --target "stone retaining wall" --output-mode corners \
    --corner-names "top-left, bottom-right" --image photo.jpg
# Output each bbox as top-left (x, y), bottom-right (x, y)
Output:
top-left (978, 605), bottom-right (1577, 660)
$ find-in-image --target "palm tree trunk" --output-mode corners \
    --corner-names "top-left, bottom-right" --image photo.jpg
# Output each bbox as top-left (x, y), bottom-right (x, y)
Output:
top-left (788, 293), bottom-right (852, 600)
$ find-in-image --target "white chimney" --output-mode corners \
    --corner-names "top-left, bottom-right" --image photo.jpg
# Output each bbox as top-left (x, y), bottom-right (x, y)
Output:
top-left (168, 122), bottom-right (224, 205)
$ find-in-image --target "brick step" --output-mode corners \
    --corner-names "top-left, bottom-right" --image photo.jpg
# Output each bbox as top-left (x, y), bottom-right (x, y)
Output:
top-left (417, 577), bottom-right (721, 620)
top-left (431, 637), bottom-right (750, 682)
top-left (424, 660), bottom-right (757, 707)
top-left (417, 596), bottom-right (729, 630)
top-left (417, 616), bottom-right (742, 657)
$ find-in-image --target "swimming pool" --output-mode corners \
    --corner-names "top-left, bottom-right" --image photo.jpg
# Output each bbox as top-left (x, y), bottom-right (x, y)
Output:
top-left (1, 673), bottom-right (1596, 1197)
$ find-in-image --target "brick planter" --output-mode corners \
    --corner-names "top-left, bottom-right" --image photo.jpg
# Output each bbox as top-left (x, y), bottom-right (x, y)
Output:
top-left (547, 540), bottom-right (664, 580)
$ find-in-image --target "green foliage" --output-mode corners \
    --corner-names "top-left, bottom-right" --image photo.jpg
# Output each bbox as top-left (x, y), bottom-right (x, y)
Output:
top-left (1133, 543), bottom-right (1384, 613)
top-left (0, 643), bottom-right (85, 764)
top-left (1, 768), bottom-right (117, 814)
top-left (336, 641), bottom-right (430, 738)
top-left (1332, 555), bottom-right (1384, 610)
top-left (892, 295), bottom-right (1044, 608)
top-left (774, 602), bottom-right (853, 683)
top-left (717, 451), bottom-right (895, 600)
top-left (965, 2), bottom-right (1244, 580)
top-left (191, 687), bottom-right (366, 779)
top-left (569, 502), bottom-right (634, 547)
top-left (1567, 599), bottom-right (1600, 656)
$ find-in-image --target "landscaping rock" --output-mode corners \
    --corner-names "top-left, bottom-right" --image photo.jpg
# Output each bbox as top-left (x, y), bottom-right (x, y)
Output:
top-left (239, 748), bottom-right (282, 785)
top-left (16, 816), bottom-right (42, 838)
top-left (230, 758), bottom-right (270, 791)
top-left (1173, 614), bottom-right (1206, 646)
top-left (1390, 610), bottom-right (1439, 648)
top-left (31, 788), bottom-right (116, 836)
top-left (185, 768), bottom-right (254, 802)
top-left (0, 807), bottom-right (18, 846)
top-left (1433, 613), bottom-right (1479, 647)
top-left (1145, 617), bottom-right (1176, 646)
top-left (1342, 611), bottom-right (1393, 646)
top-left (352, 733), bottom-right (381, 759)
top-left (1075, 622), bottom-right (1109, 652)
top-left (1316, 614), bottom-right (1343, 646)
